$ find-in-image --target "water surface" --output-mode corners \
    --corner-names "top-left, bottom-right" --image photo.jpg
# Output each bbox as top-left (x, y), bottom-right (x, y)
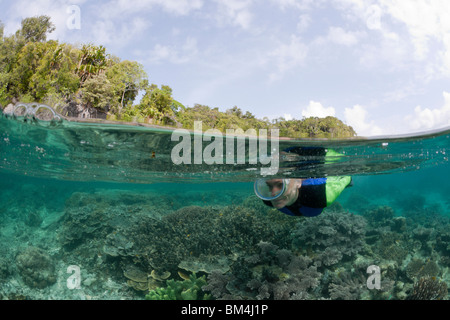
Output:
top-left (0, 105), bottom-right (449, 300)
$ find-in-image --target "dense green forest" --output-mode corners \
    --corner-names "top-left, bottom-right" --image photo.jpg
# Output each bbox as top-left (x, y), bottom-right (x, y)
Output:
top-left (0, 16), bottom-right (357, 138)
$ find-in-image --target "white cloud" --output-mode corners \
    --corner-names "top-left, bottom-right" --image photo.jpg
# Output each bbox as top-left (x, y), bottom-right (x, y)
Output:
top-left (378, 0), bottom-right (449, 61)
top-left (4, 0), bottom-right (88, 40)
top-left (337, 0), bottom-right (450, 76)
top-left (297, 14), bottom-right (311, 33)
top-left (284, 113), bottom-right (293, 121)
top-left (157, 0), bottom-right (203, 15)
top-left (145, 37), bottom-right (198, 65)
top-left (213, 0), bottom-right (254, 30)
top-left (268, 35), bottom-right (308, 81)
top-left (90, 0), bottom-right (203, 47)
top-left (405, 91), bottom-right (450, 131)
top-left (302, 101), bottom-right (336, 118)
top-left (271, 0), bottom-right (317, 11)
top-left (91, 17), bottom-right (150, 47)
top-left (344, 104), bottom-right (384, 137)
top-left (100, 0), bottom-right (203, 17)
top-left (327, 26), bottom-right (365, 46)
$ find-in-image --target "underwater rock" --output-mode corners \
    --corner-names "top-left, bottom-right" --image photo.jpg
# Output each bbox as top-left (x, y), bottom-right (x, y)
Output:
top-left (15, 247), bottom-right (56, 289)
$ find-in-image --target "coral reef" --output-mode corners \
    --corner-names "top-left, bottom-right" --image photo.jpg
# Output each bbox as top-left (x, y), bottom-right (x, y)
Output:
top-left (0, 258), bottom-right (11, 282)
top-left (363, 206), bottom-right (395, 228)
top-left (328, 269), bottom-right (368, 300)
top-left (405, 259), bottom-right (440, 280)
top-left (203, 241), bottom-right (321, 300)
top-left (15, 247), bottom-right (56, 289)
top-left (292, 210), bottom-right (366, 266)
top-left (102, 204), bottom-right (292, 276)
top-left (145, 273), bottom-right (210, 300)
top-left (123, 264), bottom-right (171, 292)
top-left (1, 183), bottom-right (449, 301)
top-left (407, 276), bottom-right (448, 300)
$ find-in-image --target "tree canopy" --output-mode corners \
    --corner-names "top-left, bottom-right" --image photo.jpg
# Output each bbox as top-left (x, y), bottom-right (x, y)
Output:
top-left (0, 16), bottom-right (357, 138)
top-left (19, 16), bottom-right (55, 43)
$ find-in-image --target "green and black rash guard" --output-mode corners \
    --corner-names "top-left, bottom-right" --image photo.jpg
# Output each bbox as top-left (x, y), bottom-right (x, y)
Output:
top-left (262, 147), bottom-right (352, 217)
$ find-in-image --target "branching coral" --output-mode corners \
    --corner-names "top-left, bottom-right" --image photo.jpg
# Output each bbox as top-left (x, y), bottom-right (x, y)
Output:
top-left (363, 206), bottom-right (395, 228)
top-left (104, 205), bottom-right (292, 275)
top-left (407, 276), bottom-right (448, 300)
top-left (328, 270), bottom-right (367, 300)
top-left (292, 211), bottom-right (366, 266)
top-left (203, 241), bottom-right (321, 300)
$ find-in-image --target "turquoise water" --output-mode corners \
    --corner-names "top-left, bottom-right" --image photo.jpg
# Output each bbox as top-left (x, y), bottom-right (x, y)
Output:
top-left (0, 105), bottom-right (449, 300)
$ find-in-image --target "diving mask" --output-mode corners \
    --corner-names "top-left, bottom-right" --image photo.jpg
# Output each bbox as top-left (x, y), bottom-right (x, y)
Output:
top-left (254, 178), bottom-right (290, 201)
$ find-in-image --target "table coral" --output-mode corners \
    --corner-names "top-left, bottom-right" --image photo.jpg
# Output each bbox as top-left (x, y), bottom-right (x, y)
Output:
top-left (292, 210), bottom-right (366, 266)
top-left (203, 241), bottom-right (321, 300)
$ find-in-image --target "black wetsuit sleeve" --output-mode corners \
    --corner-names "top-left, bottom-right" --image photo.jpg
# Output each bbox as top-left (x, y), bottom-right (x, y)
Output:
top-left (284, 146), bottom-right (327, 156)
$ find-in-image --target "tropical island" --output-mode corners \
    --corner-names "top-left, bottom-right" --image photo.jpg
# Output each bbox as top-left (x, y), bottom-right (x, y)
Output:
top-left (0, 16), bottom-right (357, 139)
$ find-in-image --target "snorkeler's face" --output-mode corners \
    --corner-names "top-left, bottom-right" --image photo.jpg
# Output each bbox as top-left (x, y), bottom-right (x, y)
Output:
top-left (265, 179), bottom-right (284, 197)
top-left (268, 179), bottom-right (301, 209)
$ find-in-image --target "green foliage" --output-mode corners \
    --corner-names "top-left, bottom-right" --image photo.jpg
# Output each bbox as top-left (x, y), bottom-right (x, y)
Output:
top-left (26, 42), bottom-right (78, 101)
top-left (0, 16), bottom-right (358, 138)
top-left (0, 21), bottom-right (4, 40)
top-left (176, 106), bottom-right (356, 138)
top-left (0, 18), bottom-right (81, 104)
top-left (123, 84), bottom-right (178, 124)
top-left (145, 274), bottom-right (211, 300)
top-left (106, 60), bottom-right (148, 114)
top-left (273, 116), bottom-right (357, 138)
top-left (176, 104), bottom-right (271, 132)
top-left (80, 73), bottom-right (114, 111)
top-left (0, 73), bottom-right (8, 106)
top-left (19, 16), bottom-right (55, 43)
top-left (76, 44), bottom-right (109, 85)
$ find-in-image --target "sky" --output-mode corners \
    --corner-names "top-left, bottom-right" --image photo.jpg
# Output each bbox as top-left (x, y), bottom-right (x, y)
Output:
top-left (1, 0), bottom-right (450, 137)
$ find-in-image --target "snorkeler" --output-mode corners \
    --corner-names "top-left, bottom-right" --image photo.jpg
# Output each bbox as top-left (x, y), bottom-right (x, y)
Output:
top-left (254, 147), bottom-right (352, 217)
